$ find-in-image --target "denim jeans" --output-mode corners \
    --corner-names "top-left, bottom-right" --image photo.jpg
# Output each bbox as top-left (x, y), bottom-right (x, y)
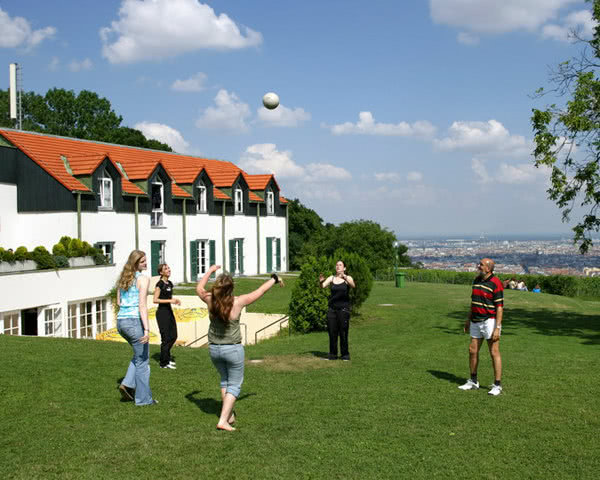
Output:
top-left (118, 316), bottom-right (153, 406)
top-left (209, 343), bottom-right (244, 398)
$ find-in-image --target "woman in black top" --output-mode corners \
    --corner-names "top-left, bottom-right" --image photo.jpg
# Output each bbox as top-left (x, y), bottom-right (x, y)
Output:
top-left (319, 260), bottom-right (355, 360)
top-left (153, 263), bottom-right (181, 369)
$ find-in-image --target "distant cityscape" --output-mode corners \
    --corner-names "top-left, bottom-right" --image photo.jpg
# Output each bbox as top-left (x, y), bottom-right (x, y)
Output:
top-left (403, 235), bottom-right (600, 277)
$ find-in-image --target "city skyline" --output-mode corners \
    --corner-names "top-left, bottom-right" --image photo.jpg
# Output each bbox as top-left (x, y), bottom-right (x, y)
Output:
top-left (0, 0), bottom-right (596, 237)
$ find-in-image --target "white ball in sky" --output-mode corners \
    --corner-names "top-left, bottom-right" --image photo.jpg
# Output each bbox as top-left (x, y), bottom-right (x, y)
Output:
top-left (262, 92), bottom-right (279, 110)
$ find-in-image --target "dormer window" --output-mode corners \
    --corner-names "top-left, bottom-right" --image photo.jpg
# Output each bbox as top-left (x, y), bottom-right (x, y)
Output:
top-left (197, 183), bottom-right (207, 213)
top-left (151, 178), bottom-right (164, 227)
top-left (266, 190), bottom-right (274, 215)
top-left (99, 175), bottom-right (113, 209)
top-left (235, 188), bottom-right (243, 213)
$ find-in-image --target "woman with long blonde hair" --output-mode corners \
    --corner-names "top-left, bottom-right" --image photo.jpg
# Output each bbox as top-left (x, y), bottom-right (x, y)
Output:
top-left (116, 250), bottom-right (156, 406)
top-left (197, 265), bottom-right (284, 431)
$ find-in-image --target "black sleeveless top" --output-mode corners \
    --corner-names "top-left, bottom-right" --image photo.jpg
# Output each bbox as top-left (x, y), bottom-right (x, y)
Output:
top-left (329, 280), bottom-right (350, 310)
top-left (156, 279), bottom-right (173, 309)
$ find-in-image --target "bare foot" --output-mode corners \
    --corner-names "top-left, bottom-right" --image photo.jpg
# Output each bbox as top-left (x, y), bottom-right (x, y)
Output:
top-left (228, 411), bottom-right (236, 425)
top-left (216, 423), bottom-right (236, 431)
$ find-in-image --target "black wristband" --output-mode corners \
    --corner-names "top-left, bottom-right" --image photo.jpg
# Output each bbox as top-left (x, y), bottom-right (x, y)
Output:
top-left (271, 273), bottom-right (279, 284)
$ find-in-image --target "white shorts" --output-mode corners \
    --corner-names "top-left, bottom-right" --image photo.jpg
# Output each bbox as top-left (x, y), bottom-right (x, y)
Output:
top-left (470, 318), bottom-right (500, 340)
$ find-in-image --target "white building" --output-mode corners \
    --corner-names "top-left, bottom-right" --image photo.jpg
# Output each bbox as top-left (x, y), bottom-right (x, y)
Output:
top-left (0, 128), bottom-right (289, 338)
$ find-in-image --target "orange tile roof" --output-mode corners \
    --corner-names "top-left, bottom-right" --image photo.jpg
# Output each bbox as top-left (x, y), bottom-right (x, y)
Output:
top-left (213, 187), bottom-right (231, 200)
top-left (279, 196), bottom-right (289, 204)
top-left (245, 173), bottom-right (280, 191)
top-left (0, 128), bottom-right (286, 200)
top-left (248, 191), bottom-right (264, 202)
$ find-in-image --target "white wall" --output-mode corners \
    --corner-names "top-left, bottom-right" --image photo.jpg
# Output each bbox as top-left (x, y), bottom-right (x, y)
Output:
top-left (0, 183), bottom-right (18, 247)
top-left (0, 264), bottom-right (117, 312)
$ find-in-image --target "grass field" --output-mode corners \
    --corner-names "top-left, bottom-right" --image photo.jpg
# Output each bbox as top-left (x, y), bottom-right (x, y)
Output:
top-left (1, 280), bottom-right (599, 479)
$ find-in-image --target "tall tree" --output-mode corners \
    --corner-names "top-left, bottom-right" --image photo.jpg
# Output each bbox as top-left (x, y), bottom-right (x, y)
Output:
top-left (288, 198), bottom-right (324, 270)
top-left (531, 0), bottom-right (600, 253)
top-left (0, 88), bottom-right (172, 151)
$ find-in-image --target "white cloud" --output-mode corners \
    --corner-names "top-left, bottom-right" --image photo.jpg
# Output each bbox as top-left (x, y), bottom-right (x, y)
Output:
top-left (48, 57), bottom-right (60, 71)
top-left (240, 143), bottom-right (351, 183)
top-left (471, 158), bottom-right (551, 184)
top-left (429, 0), bottom-right (577, 34)
top-left (100, 0), bottom-right (262, 63)
top-left (134, 121), bottom-right (190, 153)
top-left (171, 72), bottom-right (208, 92)
top-left (327, 112), bottom-right (437, 138)
top-left (257, 104), bottom-right (311, 127)
top-left (406, 171), bottom-right (424, 182)
top-left (196, 89), bottom-right (251, 132)
top-left (457, 31), bottom-right (479, 45)
top-left (68, 58), bottom-right (93, 72)
top-left (367, 185), bottom-right (437, 207)
top-left (0, 7), bottom-right (56, 49)
top-left (302, 189), bottom-right (343, 202)
top-left (240, 144), bottom-right (304, 178)
top-left (542, 9), bottom-right (598, 42)
top-left (374, 172), bottom-right (402, 182)
top-left (434, 119), bottom-right (530, 157)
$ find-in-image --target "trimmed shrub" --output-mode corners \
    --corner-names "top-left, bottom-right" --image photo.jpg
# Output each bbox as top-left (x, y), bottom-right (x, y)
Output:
top-left (1, 247), bottom-right (16, 263)
top-left (32, 246), bottom-right (56, 270)
top-left (93, 252), bottom-right (108, 265)
top-left (53, 255), bottom-right (69, 268)
top-left (289, 255), bottom-right (331, 333)
top-left (14, 246), bottom-right (29, 262)
top-left (82, 241), bottom-right (94, 256)
top-left (52, 243), bottom-right (67, 256)
top-left (67, 238), bottom-right (85, 258)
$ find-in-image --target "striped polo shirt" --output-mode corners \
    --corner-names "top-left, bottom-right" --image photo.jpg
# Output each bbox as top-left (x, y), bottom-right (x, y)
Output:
top-left (471, 274), bottom-right (504, 322)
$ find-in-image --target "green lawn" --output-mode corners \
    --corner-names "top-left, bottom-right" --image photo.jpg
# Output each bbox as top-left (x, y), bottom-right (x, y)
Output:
top-left (1, 281), bottom-right (599, 479)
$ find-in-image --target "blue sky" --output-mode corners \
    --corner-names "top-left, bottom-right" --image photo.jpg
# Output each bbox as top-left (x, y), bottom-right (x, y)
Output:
top-left (0, 0), bottom-right (595, 237)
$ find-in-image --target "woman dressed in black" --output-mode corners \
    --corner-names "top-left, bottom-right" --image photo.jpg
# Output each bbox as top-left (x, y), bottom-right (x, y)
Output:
top-left (153, 263), bottom-right (181, 369)
top-left (319, 260), bottom-right (355, 360)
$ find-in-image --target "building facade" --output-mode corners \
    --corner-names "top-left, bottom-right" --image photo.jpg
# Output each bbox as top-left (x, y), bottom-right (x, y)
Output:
top-left (0, 128), bottom-right (289, 338)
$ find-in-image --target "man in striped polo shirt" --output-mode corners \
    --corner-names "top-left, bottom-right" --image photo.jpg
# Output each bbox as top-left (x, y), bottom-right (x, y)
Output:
top-left (458, 258), bottom-right (504, 396)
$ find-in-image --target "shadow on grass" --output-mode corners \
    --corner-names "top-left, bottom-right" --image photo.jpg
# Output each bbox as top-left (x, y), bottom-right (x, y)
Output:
top-left (427, 370), bottom-right (465, 386)
top-left (185, 390), bottom-right (256, 417)
top-left (446, 308), bottom-right (600, 345)
top-left (304, 351), bottom-right (330, 359)
top-left (150, 352), bottom-right (178, 365)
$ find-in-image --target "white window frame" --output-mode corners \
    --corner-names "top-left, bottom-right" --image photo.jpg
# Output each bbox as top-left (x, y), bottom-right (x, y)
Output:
top-left (95, 242), bottom-right (114, 263)
top-left (197, 184), bottom-right (207, 213)
top-left (99, 175), bottom-right (113, 209)
top-left (267, 190), bottom-right (274, 215)
top-left (43, 305), bottom-right (63, 337)
top-left (1, 310), bottom-right (20, 335)
top-left (67, 298), bottom-right (108, 339)
top-left (235, 188), bottom-right (243, 214)
top-left (151, 178), bottom-right (164, 227)
top-left (198, 240), bottom-right (208, 275)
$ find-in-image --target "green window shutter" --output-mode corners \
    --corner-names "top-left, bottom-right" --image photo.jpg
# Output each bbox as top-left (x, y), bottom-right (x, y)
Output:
top-left (209, 240), bottom-right (216, 279)
top-left (266, 237), bottom-right (272, 273)
top-left (151, 241), bottom-right (160, 276)
top-left (276, 237), bottom-right (281, 271)
top-left (190, 240), bottom-right (199, 282)
top-left (239, 239), bottom-right (244, 274)
top-left (229, 239), bottom-right (235, 274)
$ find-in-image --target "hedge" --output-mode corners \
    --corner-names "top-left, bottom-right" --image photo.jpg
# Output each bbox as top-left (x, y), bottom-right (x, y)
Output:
top-left (401, 268), bottom-right (600, 299)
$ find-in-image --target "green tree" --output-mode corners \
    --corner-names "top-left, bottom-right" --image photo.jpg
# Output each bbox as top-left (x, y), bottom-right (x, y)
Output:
top-left (531, 0), bottom-right (600, 253)
top-left (301, 219), bottom-right (396, 274)
top-left (396, 243), bottom-right (412, 267)
top-left (287, 198), bottom-right (325, 270)
top-left (0, 88), bottom-right (172, 152)
top-left (289, 255), bottom-right (331, 333)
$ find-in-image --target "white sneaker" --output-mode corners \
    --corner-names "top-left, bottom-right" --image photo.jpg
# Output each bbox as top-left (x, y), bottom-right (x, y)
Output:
top-left (160, 364), bottom-right (176, 369)
top-left (458, 379), bottom-right (480, 390)
top-left (488, 384), bottom-right (503, 396)
top-left (169, 361), bottom-right (176, 366)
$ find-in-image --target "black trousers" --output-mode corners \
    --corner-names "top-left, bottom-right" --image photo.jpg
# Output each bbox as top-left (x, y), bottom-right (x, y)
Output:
top-left (156, 307), bottom-right (178, 366)
top-left (327, 307), bottom-right (350, 358)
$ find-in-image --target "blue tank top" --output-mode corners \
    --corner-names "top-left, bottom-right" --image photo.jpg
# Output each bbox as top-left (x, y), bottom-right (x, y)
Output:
top-left (118, 272), bottom-right (142, 319)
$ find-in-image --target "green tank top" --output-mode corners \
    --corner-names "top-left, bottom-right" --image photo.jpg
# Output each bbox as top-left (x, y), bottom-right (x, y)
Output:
top-left (208, 314), bottom-right (242, 344)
